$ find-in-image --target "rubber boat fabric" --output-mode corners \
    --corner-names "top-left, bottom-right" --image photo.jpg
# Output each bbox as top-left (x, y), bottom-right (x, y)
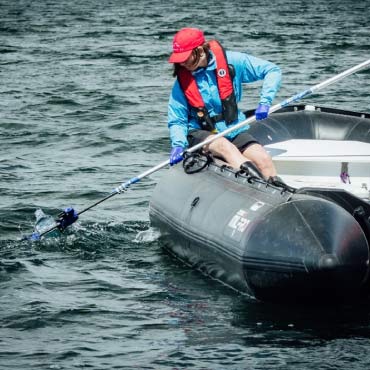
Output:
top-left (150, 105), bottom-right (370, 303)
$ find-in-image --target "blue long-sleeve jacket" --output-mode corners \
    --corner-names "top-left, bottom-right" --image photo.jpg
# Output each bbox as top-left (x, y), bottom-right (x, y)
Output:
top-left (168, 50), bottom-right (281, 148)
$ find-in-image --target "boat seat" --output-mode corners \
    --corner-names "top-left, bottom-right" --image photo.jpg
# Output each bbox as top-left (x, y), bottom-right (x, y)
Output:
top-left (264, 139), bottom-right (370, 163)
top-left (243, 106), bottom-right (370, 200)
top-left (263, 139), bottom-right (370, 201)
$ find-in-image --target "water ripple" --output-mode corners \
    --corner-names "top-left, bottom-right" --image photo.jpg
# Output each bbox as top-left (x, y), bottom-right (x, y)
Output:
top-left (1, 0), bottom-right (370, 369)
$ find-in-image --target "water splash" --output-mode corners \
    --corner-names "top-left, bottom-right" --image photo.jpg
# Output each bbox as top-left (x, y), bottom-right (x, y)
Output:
top-left (33, 208), bottom-right (61, 239)
top-left (134, 227), bottom-right (161, 243)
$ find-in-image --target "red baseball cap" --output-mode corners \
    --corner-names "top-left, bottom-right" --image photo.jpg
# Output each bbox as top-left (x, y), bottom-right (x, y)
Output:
top-left (168, 28), bottom-right (205, 63)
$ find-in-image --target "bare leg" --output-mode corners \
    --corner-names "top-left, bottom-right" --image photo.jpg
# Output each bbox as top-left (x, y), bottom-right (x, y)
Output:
top-left (204, 136), bottom-right (247, 169)
top-left (242, 143), bottom-right (277, 179)
top-left (203, 136), bottom-right (276, 179)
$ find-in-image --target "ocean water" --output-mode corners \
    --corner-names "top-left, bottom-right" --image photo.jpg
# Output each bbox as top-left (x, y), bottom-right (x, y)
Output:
top-left (1, 0), bottom-right (370, 369)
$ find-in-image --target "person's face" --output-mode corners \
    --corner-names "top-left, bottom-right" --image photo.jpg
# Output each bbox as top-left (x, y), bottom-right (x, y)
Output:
top-left (180, 47), bottom-right (207, 71)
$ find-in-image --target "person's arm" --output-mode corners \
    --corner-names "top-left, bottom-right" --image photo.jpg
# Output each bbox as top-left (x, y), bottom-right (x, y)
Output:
top-left (239, 53), bottom-right (281, 106)
top-left (168, 80), bottom-right (190, 149)
top-left (227, 51), bottom-right (281, 120)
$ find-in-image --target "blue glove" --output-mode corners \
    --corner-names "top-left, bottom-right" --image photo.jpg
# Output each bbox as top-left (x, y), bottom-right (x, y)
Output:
top-left (169, 146), bottom-right (183, 166)
top-left (57, 207), bottom-right (78, 231)
top-left (255, 104), bottom-right (270, 121)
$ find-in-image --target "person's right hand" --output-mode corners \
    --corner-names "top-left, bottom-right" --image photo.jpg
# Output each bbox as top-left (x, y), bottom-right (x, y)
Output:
top-left (169, 146), bottom-right (183, 166)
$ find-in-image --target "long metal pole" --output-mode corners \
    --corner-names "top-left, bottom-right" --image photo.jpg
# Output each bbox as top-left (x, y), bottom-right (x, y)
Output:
top-left (114, 59), bottom-right (370, 193)
top-left (31, 59), bottom-right (370, 240)
top-left (186, 58), bottom-right (370, 153)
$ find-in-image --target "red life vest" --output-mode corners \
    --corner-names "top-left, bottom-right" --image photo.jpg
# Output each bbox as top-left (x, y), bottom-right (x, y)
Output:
top-left (177, 40), bottom-right (238, 130)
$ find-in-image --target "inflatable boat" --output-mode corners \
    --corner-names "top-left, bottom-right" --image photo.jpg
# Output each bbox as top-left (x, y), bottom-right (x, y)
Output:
top-left (149, 105), bottom-right (370, 303)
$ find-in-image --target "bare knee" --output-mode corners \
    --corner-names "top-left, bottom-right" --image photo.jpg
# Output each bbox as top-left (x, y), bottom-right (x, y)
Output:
top-left (254, 150), bottom-right (272, 169)
top-left (243, 144), bottom-right (276, 178)
top-left (208, 137), bottom-right (235, 156)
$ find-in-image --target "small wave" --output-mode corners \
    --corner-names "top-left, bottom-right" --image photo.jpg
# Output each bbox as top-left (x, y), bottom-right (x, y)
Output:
top-left (3, 316), bottom-right (49, 331)
top-left (46, 96), bottom-right (82, 106)
top-left (0, 46), bottom-right (18, 54)
top-left (71, 166), bottom-right (101, 173)
top-left (0, 260), bottom-right (25, 274)
top-left (16, 219), bottom-right (152, 259)
top-left (0, 26), bottom-right (20, 35)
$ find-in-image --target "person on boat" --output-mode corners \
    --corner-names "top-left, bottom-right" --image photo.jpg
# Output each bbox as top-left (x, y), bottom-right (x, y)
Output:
top-left (167, 27), bottom-right (281, 182)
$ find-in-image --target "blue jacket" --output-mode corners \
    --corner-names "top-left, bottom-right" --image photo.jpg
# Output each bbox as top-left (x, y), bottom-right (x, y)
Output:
top-left (168, 50), bottom-right (281, 148)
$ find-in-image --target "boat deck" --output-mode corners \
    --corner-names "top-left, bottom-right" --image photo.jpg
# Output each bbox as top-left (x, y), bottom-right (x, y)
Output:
top-left (265, 139), bottom-right (370, 163)
top-left (264, 139), bottom-right (370, 201)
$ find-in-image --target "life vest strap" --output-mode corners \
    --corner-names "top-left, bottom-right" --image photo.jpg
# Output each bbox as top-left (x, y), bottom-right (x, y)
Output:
top-left (177, 40), bottom-right (238, 129)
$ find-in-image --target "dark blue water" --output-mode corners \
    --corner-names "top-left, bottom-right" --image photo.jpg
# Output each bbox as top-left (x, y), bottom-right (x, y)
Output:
top-left (1, 1), bottom-right (370, 369)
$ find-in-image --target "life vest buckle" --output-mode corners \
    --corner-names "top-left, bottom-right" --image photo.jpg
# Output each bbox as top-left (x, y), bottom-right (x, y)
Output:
top-left (196, 107), bottom-right (216, 131)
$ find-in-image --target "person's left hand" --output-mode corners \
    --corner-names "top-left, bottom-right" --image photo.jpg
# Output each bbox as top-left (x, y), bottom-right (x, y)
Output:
top-left (255, 104), bottom-right (270, 120)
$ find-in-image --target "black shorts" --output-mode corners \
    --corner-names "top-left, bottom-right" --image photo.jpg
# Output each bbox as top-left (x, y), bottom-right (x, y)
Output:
top-left (187, 129), bottom-right (259, 153)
